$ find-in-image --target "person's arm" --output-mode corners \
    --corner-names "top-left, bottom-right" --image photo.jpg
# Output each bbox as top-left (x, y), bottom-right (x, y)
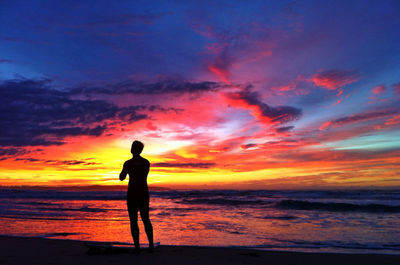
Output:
top-left (145, 161), bottom-right (150, 177)
top-left (119, 161), bottom-right (128, 181)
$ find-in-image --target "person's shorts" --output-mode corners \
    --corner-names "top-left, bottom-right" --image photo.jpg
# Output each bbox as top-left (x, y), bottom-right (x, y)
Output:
top-left (127, 197), bottom-right (149, 214)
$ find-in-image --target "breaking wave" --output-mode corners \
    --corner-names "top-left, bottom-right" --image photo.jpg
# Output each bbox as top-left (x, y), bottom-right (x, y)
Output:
top-left (276, 200), bottom-right (400, 213)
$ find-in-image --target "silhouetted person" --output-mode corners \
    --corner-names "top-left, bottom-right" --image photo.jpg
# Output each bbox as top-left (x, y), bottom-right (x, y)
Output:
top-left (119, 140), bottom-right (154, 253)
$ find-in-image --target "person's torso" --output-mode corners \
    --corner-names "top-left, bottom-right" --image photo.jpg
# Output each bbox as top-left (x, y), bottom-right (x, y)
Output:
top-left (125, 156), bottom-right (150, 199)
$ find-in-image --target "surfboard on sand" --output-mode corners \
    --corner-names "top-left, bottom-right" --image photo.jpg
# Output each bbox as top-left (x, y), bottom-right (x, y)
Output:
top-left (84, 241), bottom-right (160, 254)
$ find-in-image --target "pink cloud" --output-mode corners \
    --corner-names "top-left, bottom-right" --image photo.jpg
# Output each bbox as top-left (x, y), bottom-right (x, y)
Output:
top-left (319, 121), bottom-right (332, 130)
top-left (372, 84), bottom-right (386, 94)
top-left (392, 82), bottom-right (400, 94)
top-left (271, 82), bottom-right (296, 92)
top-left (225, 88), bottom-right (302, 125)
top-left (193, 19), bottom-right (278, 85)
top-left (385, 114), bottom-right (400, 126)
top-left (208, 65), bottom-right (231, 85)
top-left (312, 70), bottom-right (359, 90)
top-left (146, 122), bottom-right (157, 130)
top-left (333, 99), bottom-right (342, 106)
top-left (270, 75), bottom-right (311, 96)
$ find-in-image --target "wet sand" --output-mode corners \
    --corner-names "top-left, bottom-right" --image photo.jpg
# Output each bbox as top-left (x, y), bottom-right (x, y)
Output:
top-left (0, 236), bottom-right (399, 265)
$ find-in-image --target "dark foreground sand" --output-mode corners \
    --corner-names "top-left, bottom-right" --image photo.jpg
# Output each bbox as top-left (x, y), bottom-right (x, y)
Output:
top-left (1, 236), bottom-right (399, 265)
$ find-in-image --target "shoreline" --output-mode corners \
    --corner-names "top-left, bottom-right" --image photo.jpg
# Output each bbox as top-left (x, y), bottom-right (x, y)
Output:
top-left (2, 234), bottom-right (400, 255)
top-left (1, 236), bottom-right (400, 265)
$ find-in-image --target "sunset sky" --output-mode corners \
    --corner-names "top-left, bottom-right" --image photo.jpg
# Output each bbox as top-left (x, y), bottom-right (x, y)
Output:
top-left (1, 0), bottom-right (400, 189)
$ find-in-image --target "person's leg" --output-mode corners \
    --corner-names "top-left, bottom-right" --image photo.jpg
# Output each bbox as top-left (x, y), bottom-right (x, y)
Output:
top-left (128, 201), bottom-right (140, 252)
top-left (139, 201), bottom-right (154, 252)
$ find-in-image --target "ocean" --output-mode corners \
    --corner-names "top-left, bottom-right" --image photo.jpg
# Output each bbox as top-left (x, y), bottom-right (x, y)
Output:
top-left (0, 188), bottom-right (399, 254)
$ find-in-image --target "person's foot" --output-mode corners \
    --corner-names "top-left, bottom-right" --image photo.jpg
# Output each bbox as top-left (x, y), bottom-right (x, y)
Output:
top-left (131, 247), bottom-right (140, 255)
top-left (148, 245), bottom-right (154, 253)
top-left (149, 244), bottom-right (154, 253)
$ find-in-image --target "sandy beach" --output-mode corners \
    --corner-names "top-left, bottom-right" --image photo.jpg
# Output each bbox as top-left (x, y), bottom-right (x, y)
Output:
top-left (0, 236), bottom-right (399, 265)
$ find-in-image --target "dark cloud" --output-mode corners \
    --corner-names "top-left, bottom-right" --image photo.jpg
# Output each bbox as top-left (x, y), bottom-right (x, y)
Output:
top-left (0, 35), bottom-right (48, 45)
top-left (264, 139), bottom-right (299, 146)
top-left (0, 78), bottom-right (149, 147)
top-left (240, 143), bottom-right (258, 149)
top-left (320, 110), bottom-right (399, 130)
top-left (332, 110), bottom-right (397, 127)
top-left (276, 126), bottom-right (294, 133)
top-left (44, 159), bottom-right (100, 166)
top-left (152, 162), bottom-right (216, 168)
top-left (274, 148), bottom-right (400, 163)
top-left (0, 59), bottom-right (13, 63)
top-left (15, 158), bottom-right (41, 162)
top-left (0, 147), bottom-right (28, 161)
top-left (55, 11), bottom-right (175, 40)
top-left (0, 148), bottom-right (26, 157)
top-left (70, 79), bottom-right (221, 95)
top-left (232, 89), bottom-right (302, 124)
top-left (14, 157), bottom-right (100, 166)
top-left (115, 105), bottom-right (182, 122)
top-left (147, 105), bottom-right (183, 114)
top-left (79, 11), bottom-right (174, 27)
top-left (117, 106), bottom-right (148, 122)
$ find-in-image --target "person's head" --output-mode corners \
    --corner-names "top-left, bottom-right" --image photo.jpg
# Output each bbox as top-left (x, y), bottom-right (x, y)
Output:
top-left (131, 140), bottom-right (144, 156)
